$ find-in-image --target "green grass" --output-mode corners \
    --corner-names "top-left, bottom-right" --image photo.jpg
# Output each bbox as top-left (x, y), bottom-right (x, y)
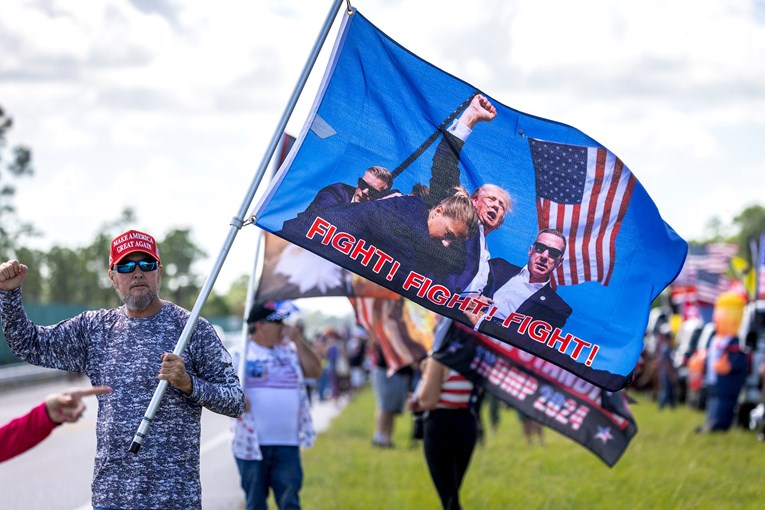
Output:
top-left (302, 387), bottom-right (764, 509)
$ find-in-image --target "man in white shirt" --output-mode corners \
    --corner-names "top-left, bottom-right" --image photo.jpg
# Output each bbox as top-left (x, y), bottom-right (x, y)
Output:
top-left (232, 301), bottom-right (323, 510)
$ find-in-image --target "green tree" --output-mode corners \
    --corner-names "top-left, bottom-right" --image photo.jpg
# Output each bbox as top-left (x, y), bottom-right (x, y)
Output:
top-left (0, 106), bottom-right (36, 256)
top-left (46, 245), bottom-right (88, 304)
top-left (221, 274), bottom-right (249, 318)
top-left (732, 204), bottom-right (765, 259)
top-left (158, 228), bottom-right (206, 310)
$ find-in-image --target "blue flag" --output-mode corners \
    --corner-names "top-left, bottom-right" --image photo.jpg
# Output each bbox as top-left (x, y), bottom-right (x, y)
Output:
top-left (253, 11), bottom-right (687, 391)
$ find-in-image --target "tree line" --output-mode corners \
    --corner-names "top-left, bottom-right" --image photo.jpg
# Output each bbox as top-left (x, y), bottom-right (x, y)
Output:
top-left (0, 106), bottom-right (247, 318)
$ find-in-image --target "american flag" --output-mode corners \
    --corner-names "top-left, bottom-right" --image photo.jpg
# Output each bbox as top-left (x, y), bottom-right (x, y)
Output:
top-left (695, 269), bottom-right (732, 305)
top-left (674, 243), bottom-right (738, 305)
top-left (530, 138), bottom-right (637, 286)
top-left (350, 297), bottom-right (432, 375)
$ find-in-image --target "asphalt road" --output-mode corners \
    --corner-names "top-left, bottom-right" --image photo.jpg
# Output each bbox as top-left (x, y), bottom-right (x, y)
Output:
top-left (0, 375), bottom-right (244, 510)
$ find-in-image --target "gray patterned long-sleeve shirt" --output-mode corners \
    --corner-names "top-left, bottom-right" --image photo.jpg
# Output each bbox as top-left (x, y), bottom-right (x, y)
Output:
top-left (0, 288), bottom-right (245, 510)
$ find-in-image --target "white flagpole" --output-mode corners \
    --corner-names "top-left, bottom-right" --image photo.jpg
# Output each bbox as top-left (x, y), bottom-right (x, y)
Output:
top-left (129, 0), bottom-right (348, 454)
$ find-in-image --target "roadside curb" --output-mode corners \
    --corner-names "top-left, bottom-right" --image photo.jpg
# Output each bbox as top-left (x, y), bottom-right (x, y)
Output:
top-left (0, 363), bottom-right (69, 390)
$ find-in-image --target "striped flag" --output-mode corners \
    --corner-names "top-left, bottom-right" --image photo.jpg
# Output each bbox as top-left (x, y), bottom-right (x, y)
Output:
top-left (350, 296), bottom-right (433, 374)
top-left (530, 139), bottom-right (636, 287)
top-left (695, 269), bottom-right (731, 305)
top-left (673, 243), bottom-right (738, 305)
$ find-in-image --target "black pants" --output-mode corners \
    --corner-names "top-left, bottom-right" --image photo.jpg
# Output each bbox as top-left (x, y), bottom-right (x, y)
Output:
top-left (423, 408), bottom-right (478, 510)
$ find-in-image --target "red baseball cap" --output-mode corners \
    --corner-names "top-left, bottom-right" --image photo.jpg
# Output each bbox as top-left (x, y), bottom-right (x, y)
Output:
top-left (109, 229), bottom-right (161, 267)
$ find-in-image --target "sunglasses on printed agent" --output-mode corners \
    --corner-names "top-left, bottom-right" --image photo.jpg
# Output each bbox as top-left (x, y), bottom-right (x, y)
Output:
top-left (532, 242), bottom-right (563, 259)
top-left (113, 260), bottom-right (159, 274)
top-left (357, 177), bottom-right (387, 200)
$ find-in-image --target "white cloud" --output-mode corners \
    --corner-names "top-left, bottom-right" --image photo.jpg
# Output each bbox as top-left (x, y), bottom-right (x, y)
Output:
top-left (2, 0), bottom-right (764, 296)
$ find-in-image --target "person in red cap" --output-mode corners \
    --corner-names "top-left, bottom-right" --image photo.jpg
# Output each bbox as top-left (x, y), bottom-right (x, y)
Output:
top-left (0, 229), bottom-right (245, 510)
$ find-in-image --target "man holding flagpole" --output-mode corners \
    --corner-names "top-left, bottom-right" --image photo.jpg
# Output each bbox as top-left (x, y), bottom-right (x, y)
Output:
top-left (0, 230), bottom-right (245, 510)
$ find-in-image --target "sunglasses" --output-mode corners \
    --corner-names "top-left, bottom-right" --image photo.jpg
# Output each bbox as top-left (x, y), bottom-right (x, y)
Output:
top-left (532, 242), bottom-right (563, 259)
top-left (113, 260), bottom-right (159, 274)
top-left (357, 177), bottom-right (387, 200)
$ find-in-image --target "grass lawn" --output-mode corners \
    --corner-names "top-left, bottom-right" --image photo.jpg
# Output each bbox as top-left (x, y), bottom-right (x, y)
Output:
top-left (302, 387), bottom-right (764, 509)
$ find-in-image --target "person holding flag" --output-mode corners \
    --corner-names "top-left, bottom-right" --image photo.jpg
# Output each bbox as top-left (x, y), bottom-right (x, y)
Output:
top-left (0, 230), bottom-right (245, 510)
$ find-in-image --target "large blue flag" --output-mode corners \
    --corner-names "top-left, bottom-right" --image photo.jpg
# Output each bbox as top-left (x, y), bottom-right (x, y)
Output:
top-left (253, 10), bottom-right (687, 391)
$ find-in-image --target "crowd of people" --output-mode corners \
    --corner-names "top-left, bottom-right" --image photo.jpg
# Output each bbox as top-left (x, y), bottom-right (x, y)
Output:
top-left (0, 92), bottom-right (576, 510)
top-left (633, 290), bottom-right (764, 439)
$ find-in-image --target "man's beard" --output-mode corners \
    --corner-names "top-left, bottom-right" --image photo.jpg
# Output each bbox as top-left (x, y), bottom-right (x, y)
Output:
top-left (116, 287), bottom-right (157, 311)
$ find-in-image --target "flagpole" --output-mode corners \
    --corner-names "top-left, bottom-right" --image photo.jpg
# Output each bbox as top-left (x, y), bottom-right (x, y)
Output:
top-left (129, 0), bottom-right (348, 454)
top-left (237, 230), bottom-right (263, 383)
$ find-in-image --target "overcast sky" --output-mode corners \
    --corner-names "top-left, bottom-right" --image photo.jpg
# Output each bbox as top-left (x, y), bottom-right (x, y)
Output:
top-left (1, 0), bottom-right (764, 300)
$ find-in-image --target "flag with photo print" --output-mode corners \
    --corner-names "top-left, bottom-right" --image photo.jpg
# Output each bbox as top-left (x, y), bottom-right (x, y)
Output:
top-left (252, 10), bottom-right (687, 391)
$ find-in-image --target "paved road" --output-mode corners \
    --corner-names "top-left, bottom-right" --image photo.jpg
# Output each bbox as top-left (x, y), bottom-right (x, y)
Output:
top-left (0, 375), bottom-right (344, 510)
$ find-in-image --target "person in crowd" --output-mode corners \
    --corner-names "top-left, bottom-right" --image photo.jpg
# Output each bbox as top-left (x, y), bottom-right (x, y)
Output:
top-left (347, 326), bottom-right (370, 396)
top-left (695, 291), bottom-right (749, 433)
top-left (371, 344), bottom-right (413, 448)
top-left (477, 229), bottom-right (572, 329)
top-left (409, 356), bottom-right (478, 510)
top-left (232, 300), bottom-right (322, 510)
top-left (313, 332), bottom-right (331, 401)
top-left (325, 329), bottom-right (351, 405)
top-left (297, 165), bottom-right (393, 219)
top-left (0, 229), bottom-right (245, 510)
top-left (0, 385), bottom-right (112, 462)
top-left (656, 325), bottom-right (678, 410)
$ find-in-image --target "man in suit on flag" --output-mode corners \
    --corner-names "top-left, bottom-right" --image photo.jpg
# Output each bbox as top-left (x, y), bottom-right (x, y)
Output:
top-left (297, 165), bottom-right (394, 220)
top-left (428, 94), bottom-right (512, 295)
top-left (480, 228), bottom-right (572, 330)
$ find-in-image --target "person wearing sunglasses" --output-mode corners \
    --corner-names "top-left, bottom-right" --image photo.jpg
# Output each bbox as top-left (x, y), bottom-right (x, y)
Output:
top-left (296, 165), bottom-right (394, 222)
top-left (0, 229), bottom-right (245, 510)
top-left (479, 228), bottom-right (572, 330)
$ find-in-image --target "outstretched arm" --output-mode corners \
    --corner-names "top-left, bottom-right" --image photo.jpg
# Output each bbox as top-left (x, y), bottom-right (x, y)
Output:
top-left (428, 94), bottom-right (497, 206)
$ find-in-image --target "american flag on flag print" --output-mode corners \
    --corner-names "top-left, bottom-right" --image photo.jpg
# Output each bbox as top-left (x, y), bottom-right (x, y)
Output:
top-left (530, 138), bottom-right (637, 287)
